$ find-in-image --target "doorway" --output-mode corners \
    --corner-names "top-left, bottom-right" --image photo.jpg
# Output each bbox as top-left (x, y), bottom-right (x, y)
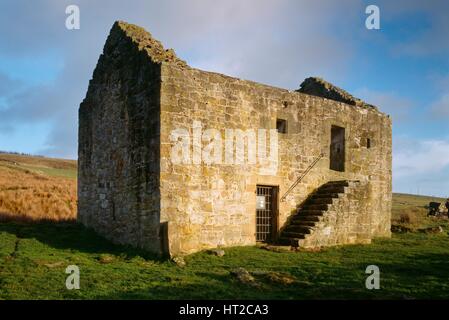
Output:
top-left (256, 185), bottom-right (278, 242)
top-left (330, 125), bottom-right (345, 172)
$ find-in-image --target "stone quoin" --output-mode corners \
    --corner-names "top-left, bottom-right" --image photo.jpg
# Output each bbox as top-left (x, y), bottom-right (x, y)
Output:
top-left (78, 21), bottom-right (392, 256)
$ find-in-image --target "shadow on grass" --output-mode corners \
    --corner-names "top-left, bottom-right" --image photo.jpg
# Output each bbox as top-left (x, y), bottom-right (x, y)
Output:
top-left (0, 220), bottom-right (163, 261)
top-left (91, 273), bottom-right (239, 300)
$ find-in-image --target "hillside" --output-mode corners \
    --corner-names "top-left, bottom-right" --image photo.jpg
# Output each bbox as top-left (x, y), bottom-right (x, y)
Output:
top-left (0, 152), bottom-right (77, 222)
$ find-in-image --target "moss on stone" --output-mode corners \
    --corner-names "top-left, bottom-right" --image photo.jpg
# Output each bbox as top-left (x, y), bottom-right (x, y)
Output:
top-left (114, 20), bottom-right (187, 67)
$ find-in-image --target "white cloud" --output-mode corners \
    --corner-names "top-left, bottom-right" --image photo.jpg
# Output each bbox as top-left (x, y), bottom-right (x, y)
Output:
top-left (393, 136), bottom-right (449, 197)
top-left (394, 138), bottom-right (449, 177)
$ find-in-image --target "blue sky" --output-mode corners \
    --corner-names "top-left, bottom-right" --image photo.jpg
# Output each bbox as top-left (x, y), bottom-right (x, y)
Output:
top-left (0, 0), bottom-right (448, 196)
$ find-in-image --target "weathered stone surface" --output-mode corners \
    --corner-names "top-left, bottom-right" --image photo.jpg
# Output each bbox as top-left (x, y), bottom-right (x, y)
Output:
top-left (78, 21), bottom-right (392, 257)
top-left (78, 21), bottom-right (164, 254)
top-left (172, 256), bottom-right (186, 267)
top-left (209, 249), bottom-right (225, 257)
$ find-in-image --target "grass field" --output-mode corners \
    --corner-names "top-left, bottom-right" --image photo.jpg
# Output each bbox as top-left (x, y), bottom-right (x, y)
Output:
top-left (1, 222), bottom-right (448, 299)
top-left (0, 153), bottom-right (448, 299)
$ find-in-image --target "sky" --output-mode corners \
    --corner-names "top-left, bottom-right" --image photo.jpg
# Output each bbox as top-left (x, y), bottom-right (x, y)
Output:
top-left (0, 0), bottom-right (448, 196)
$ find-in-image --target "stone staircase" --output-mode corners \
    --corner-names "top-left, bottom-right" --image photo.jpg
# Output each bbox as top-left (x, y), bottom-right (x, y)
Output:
top-left (278, 180), bottom-right (360, 247)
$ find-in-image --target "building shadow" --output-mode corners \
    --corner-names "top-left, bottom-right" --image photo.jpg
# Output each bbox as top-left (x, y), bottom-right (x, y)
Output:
top-left (0, 220), bottom-right (164, 261)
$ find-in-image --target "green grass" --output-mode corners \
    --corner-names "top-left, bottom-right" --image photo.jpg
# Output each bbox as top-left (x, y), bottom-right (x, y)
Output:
top-left (17, 165), bottom-right (77, 179)
top-left (1, 221), bottom-right (449, 300)
top-left (392, 193), bottom-right (445, 212)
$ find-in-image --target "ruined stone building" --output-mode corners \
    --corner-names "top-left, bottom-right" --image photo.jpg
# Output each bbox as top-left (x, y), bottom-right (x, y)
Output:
top-left (78, 21), bottom-right (392, 256)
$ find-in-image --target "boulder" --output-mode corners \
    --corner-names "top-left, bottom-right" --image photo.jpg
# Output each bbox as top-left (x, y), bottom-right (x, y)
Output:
top-left (172, 256), bottom-right (186, 267)
top-left (209, 249), bottom-right (225, 257)
top-left (231, 267), bottom-right (255, 285)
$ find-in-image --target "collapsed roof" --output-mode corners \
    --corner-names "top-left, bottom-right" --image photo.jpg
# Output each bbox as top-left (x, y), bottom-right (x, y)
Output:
top-left (297, 77), bottom-right (377, 110)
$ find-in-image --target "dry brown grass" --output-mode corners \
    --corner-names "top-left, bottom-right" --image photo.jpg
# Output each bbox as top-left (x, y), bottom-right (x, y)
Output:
top-left (0, 155), bottom-right (77, 223)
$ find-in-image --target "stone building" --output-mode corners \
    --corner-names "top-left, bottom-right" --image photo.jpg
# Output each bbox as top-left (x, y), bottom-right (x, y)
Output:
top-left (78, 21), bottom-right (392, 256)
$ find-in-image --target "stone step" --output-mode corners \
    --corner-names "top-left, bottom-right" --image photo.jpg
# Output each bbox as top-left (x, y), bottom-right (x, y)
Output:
top-left (308, 197), bottom-right (334, 205)
top-left (312, 192), bottom-right (341, 199)
top-left (290, 220), bottom-right (316, 227)
top-left (317, 186), bottom-right (346, 194)
top-left (323, 180), bottom-right (350, 187)
top-left (277, 237), bottom-right (302, 247)
top-left (284, 225), bottom-right (312, 234)
top-left (304, 204), bottom-right (329, 211)
top-left (296, 209), bottom-right (324, 216)
top-left (292, 214), bottom-right (321, 222)
top-left (282, 231), bottom-right (308, 239)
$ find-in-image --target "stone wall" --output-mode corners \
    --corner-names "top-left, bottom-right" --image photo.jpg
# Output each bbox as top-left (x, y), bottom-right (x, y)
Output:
top-left (160, 62), bottom-right (392, 255)
top-left (79, 21), bottom-right (392, 256)
top-left (78, 22), bottom-right (163, 254)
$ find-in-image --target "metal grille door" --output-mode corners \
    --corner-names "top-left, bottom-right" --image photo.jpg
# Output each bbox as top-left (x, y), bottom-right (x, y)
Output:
top-left (256, 186), bottom-right (277, 242)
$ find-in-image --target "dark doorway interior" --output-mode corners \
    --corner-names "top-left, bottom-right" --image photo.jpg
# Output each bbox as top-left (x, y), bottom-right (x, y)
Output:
top-left (330, 125), bottom-right (345, 172)
top-left (256, 185), bottom-right (278, 242)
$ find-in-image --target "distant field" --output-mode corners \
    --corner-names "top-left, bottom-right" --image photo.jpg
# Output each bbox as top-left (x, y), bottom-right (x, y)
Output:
top-left (0, 153), bottom-right (77, 222)
top-left (391, 193), bottom-right (446, 230)
top-left (393, 193), bottom-right (445, 211)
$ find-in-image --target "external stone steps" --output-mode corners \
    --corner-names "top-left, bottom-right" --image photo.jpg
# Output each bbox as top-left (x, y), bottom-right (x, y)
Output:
top-left (278, 180), bottom-right (357, 247)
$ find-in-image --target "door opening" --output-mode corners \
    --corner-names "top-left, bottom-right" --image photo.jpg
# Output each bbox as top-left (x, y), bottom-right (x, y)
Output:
top-left (256, 185), bottom-right (278, 242)
top-left (330, 125), bottom-right (345, 172)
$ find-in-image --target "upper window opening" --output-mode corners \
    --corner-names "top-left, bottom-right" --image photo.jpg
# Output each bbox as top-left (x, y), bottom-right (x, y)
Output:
top-left (330, 125), bottom-right (345, 172)
top-left (276, 119), bottom-right (288, 134)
